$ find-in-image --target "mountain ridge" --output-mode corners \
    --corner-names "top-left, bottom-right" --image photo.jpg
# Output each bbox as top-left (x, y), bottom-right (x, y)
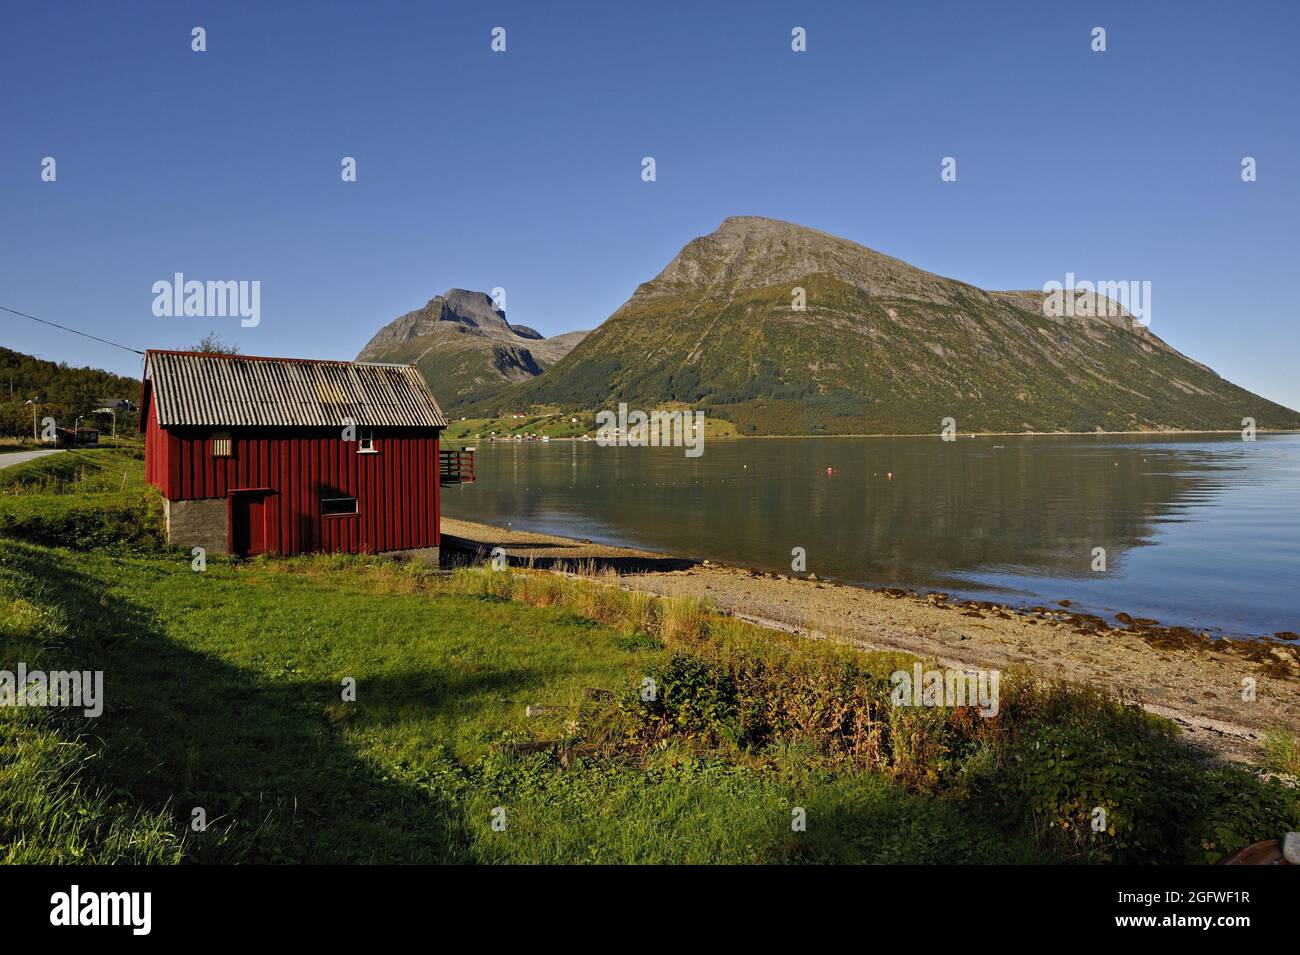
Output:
top-left (468, 216), bottom-right (1299, 434)
top-left (356, 289), bottom-right (588, 404)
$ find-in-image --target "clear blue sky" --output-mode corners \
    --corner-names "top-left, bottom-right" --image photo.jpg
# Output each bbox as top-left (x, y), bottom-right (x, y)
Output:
top-left (2, 1), bottom-right (1297, 409)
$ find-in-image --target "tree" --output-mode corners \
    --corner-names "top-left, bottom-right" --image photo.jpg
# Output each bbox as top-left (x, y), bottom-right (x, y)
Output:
top-left (187, 331), bottom-right (239, 355)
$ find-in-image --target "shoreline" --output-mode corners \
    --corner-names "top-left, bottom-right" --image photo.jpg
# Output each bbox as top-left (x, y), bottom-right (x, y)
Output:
top-left (457, 429), bottom-right (1300, 443)
top-left (440, 516), bottom-right (1300, 765)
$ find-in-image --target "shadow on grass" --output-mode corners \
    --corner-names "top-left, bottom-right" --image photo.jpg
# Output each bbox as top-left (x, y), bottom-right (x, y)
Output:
top-left (3, 541), bottom-right (479, 863)
top-left (2, 539), bottom-right (1086, 864)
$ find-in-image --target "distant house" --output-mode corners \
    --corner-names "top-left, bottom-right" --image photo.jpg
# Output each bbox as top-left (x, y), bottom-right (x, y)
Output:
top-left (92, 397), bottom-right (137, 440)
top-left (140, 350), bottom-right (470, 560)
top-left (94, 397), bottom-right (136, 413)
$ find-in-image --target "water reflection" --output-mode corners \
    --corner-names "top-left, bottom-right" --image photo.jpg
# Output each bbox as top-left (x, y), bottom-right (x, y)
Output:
top-left (442, 434), bottom-right (1300, 637)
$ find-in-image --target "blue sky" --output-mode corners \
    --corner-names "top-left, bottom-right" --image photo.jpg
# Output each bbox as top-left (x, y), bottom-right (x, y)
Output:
top-left (2, 1), bottom-right (1297, 408)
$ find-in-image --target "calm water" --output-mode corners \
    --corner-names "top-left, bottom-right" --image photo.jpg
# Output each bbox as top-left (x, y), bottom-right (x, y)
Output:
top-left (442, 434), bottom-right (1300, 639)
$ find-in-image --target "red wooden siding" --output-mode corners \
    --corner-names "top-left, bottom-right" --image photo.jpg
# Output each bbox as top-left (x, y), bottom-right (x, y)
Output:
top-left (144, 402), bottom-right (441, 556)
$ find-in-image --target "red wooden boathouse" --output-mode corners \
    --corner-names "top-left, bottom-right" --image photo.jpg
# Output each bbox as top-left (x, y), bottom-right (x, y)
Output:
top-left (141, 350), bottom-right (472, 560)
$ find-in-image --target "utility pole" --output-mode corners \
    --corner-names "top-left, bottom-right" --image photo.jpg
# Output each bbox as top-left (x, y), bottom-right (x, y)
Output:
top-left (25, 398), bottom-right (40, 442)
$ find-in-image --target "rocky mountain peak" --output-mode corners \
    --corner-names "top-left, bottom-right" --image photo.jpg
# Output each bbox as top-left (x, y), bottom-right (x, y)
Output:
top-left (641, 216), bottom-right (975, 305)
top-left (354, 288), bottom-right (590, 401)
top-left (438, 289), bottom-right (512, 334)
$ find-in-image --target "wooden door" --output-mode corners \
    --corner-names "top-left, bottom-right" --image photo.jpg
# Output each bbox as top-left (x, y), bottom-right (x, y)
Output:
top-left (231, 491), bottom-right (269, 556)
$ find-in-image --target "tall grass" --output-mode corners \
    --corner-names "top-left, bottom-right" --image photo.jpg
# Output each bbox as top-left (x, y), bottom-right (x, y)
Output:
top-left (1262, 728), bottom-right (1300, 777)
top-left (0, 716), bottom-right (184, 864)
top-left (0, 523), bottom-right (180, 863)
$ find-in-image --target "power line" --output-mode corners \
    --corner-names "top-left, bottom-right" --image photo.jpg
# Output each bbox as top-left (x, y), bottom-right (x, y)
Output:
top-left (0, 304), bottom-right (145, 356)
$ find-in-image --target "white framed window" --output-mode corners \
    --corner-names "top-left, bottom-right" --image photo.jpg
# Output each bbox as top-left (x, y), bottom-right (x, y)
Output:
top-left (212, 432), bottom-right (233, 457)
top-left (358, 429), bottom-right (377, 454)
top-left (321, 497), bottom-right (358, 516)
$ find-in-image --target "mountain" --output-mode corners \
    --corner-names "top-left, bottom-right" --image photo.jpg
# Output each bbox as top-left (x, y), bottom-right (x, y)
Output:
top-left (476, 216), bottom-right (1300, 434)
top-left (356, 289), bottom-right (588, 407)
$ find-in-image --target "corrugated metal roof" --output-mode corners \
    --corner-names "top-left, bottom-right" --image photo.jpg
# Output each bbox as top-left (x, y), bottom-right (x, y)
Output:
top-left (146, 351), bottom-right (448, 428)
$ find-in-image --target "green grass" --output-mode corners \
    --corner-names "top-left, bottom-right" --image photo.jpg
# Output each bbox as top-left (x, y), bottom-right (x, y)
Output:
top-left (0, 719), bottom-right (183, 864)
top-left (0, 445), bottom-right (145, 494)
top-left (0, 542), bottom-right (1048, 863)
top-left (1, 461), bottom-right (1294, 864)
top-left (0, 446), bottom-right (159, 551)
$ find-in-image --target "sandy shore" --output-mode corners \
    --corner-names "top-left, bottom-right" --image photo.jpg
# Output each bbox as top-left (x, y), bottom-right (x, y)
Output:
top-left (440, 517), bottom-right (1299, 764)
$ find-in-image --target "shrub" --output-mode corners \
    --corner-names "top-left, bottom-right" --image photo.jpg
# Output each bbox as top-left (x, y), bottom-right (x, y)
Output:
top-left (644, 653), bottom-right (738, 740)
top-left (446, 565), bottom-right (1300, 864)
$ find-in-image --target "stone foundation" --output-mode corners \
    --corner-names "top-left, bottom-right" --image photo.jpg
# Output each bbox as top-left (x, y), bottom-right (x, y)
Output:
top-left (165, 498), bottom-right (227, 555)
top-left (163, 497), bottom-right (440, 564)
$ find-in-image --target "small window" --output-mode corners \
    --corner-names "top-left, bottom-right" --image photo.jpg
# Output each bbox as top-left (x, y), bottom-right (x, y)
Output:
top-left (358, 429), bottom-right (377, 454)
top-left (212, 433), bottom-right (233, 457)
top-left (321, 497), bottom-right (358, 516)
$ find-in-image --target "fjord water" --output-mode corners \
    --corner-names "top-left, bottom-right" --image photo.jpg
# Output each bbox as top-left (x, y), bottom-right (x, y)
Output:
top-left (442, 434), bottom-right (1300, 639)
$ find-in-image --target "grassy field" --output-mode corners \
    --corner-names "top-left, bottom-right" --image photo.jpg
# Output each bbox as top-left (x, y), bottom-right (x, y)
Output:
top-left (0, 543), bottom-right (1056, 863)
top-left (0, 444), bottom-right (145, 492)
top-left (0, 445), bottom-right (160, 551)
top-left (1, 449), bottom-right (1297, 864)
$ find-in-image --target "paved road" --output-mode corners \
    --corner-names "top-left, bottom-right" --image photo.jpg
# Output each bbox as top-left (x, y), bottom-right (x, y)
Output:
top-left (0, 448), bottom-right (64, 469)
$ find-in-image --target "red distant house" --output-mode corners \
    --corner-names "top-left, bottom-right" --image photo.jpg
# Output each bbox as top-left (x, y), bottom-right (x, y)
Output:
top-left (140, 350), bottom-right (471, 560)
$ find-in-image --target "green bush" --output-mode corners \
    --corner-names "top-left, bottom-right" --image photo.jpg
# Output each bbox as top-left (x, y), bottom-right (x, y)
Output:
top-left (645, 653), bottom-right (738, 738)
top-left (977, 716), bottom-right (1300, 864)
top-left (625, 632), bottom-right (1300, 864)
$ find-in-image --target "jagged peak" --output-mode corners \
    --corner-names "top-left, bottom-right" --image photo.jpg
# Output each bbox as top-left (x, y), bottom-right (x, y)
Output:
top-left (356, 287), bottom-right (589, 366)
